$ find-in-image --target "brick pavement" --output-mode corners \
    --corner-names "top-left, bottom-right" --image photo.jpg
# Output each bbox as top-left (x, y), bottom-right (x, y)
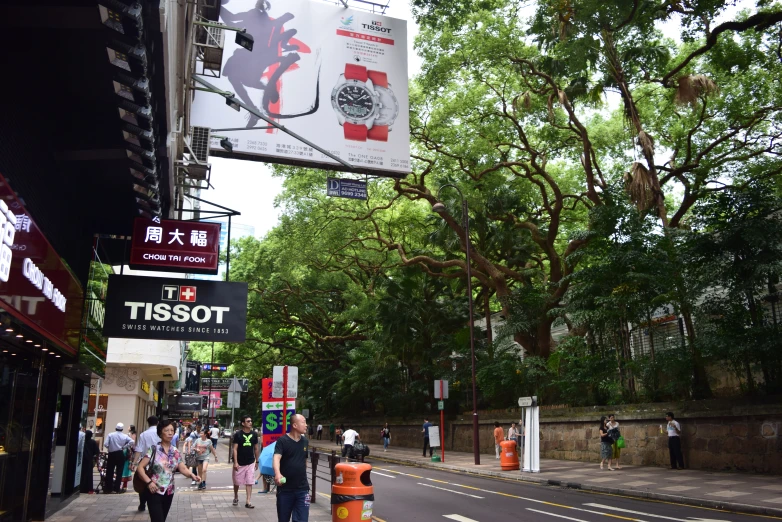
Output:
top-left (314, 441), bottom-right (782, 517)
top-left (46, 489), bottom-right (332, 522)
top-left (49, 435), bottom-right (332, 522)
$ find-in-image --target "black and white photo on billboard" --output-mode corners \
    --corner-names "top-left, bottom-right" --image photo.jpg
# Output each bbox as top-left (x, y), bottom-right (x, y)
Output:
top-left (102, 275), bottom-right (248, 342)
top-left (190, 0), bottom-right (410, 176)
top-left (184, 360), bottom-right (201, 394)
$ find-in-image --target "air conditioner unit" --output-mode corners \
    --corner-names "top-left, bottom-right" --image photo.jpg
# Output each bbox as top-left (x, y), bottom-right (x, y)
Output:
top-left (193, 16), bottom-right (225, 76)
top-left (189, 126), bottom-right (211, 163)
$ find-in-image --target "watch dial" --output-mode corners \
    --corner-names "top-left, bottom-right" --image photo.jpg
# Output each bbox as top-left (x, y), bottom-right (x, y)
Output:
top-left (337, 85), bottom-right (374, 119)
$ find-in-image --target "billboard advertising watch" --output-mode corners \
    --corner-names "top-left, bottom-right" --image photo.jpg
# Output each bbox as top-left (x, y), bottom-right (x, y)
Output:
top-left (190, 0), bottom-right (410, 177)
top-left (102, 275), bottom-right (248, 342)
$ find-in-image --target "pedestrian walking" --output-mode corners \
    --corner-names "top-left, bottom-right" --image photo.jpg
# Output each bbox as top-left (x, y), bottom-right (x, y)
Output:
top-left (183, 426), bottom-right (200, 485)
top-left (316, 423), bottom-right (323, 440)
top-left (336, 425), bottom-right (343, 447)
top-left (135, 419), bottom-right (200, 522)
top-left (195, 427), bottom-right (217, 490)
top-left (209, 422), bottom-right (220, 452)
top-left (422, 418), bottom-right (433, 458)
top-left (606, 414), bottom-right (622, 470)
top-left (133, 416), bottom-right (161, 511)
top-left (121, 426), bottom-right (137, 491)
top-left (79, 430), bottom-right (100, 493)
top-left (342, 425), bottom-right (359, 459)
top-left (381, 423), bottom-right (391, 452)
top-left (599, 416), bottom-right (613, 470)
top-left (232, 415), bottom-right (260, 508)
top-left (274, 414), bottom-right (311, 522)
top-left (308, 424), bottom-right (314, 438)
top-left (508, 422), bottom-right (518, 453)
top-left (664, 412), bottom-right (685, 470)
top-left (493, 422), bottom-right (504, 459)
top-left (329, 422), bottom-right (335, 442)
top-left (104, 423), bottom-right (133, 493)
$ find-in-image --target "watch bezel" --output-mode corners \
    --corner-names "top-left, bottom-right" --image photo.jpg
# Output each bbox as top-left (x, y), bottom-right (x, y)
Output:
top-left (331, 79), bottom-right (380, 125)
top-left (373, 83), bottom-right (399, 127)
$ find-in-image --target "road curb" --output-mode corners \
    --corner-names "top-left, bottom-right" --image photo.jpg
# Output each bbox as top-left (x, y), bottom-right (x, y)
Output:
top-left (329, 449), bottom-right (782, 519)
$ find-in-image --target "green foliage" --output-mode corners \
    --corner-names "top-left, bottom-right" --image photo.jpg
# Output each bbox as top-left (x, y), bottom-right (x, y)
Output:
top-left (193, 0), bottom-right (782, 416)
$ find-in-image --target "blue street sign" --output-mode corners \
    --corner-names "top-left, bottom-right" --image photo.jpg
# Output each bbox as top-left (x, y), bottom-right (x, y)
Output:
top-left (326, 178), bottom-right (367, 200)
top-left (202, 363), bottom-right (228, 371)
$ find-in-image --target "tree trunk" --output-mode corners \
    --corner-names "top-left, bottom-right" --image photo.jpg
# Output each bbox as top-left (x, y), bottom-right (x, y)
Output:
top-left (484, 291), bottom-right (493, 353)
top-left (681, 308), bottom-right (712, 399)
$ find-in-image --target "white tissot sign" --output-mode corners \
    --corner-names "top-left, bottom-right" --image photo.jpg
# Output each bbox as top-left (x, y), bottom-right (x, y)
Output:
top-left (189, 0), bottom-right (410, 177)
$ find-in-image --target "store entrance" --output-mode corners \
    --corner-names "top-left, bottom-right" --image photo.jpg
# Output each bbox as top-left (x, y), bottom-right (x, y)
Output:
top-left (0, 352), bottom-right (41, 521)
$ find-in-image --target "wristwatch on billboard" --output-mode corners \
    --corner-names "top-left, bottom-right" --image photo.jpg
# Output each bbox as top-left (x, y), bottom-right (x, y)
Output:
top-left (331, 63), bottom-right (399, 142)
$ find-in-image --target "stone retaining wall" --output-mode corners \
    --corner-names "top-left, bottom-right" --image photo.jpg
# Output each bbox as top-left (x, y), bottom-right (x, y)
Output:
top-left (321, 398), bottom-right (782, 473)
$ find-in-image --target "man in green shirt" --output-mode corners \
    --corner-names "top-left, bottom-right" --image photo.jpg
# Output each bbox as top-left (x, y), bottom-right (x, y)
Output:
top-left (329, 422), bottom-right (335, 442)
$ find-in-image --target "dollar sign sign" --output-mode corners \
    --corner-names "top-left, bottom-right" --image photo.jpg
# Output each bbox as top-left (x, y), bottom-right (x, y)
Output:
top-left (265, 413), bottom-right (278, 432)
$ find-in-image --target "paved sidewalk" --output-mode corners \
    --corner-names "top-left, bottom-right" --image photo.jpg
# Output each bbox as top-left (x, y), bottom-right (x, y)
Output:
top-left (48, 436), bottom-right (332, 522)
top-left (315, 442), bottom-right (782, 517)
top-left (47, 489), bottom-right (332, 522)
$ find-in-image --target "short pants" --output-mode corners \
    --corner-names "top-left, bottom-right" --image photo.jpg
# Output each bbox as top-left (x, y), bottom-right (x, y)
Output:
top-left (232, 464), bottom-right (255, 485)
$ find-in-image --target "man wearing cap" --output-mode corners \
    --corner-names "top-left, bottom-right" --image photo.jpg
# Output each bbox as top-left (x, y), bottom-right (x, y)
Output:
top-left (104, 423), bottom-right (133, 494)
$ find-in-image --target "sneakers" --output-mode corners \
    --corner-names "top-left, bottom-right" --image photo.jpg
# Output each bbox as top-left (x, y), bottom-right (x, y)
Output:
top-left (198, 482), bottom-right (206, 490)
top-left (191, 480), bottom-right (197, 485)
top-left (232, 498), bottom-right (239, 506)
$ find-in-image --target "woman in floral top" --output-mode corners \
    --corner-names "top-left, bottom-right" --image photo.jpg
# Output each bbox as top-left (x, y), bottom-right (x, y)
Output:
top-left (136, 420), bottom-right (200, 522)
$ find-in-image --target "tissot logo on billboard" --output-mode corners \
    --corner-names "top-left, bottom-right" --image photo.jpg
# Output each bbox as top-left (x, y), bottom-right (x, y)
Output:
top-left (362, 21), bottom-right (391, 34)
top-left (103, 275), bottom-right (248, 342)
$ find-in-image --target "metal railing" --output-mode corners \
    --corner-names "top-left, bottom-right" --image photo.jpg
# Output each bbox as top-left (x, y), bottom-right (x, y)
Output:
top-left (306, 448), bottom-right (367, 505)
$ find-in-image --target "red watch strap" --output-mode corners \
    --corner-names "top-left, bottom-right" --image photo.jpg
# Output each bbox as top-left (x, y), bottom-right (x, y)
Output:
top-left (343, 123), bottom-right (368, 141)
top-left (367, 125), bottom-right (388, 142)
top-left (344, 64), bottom-right (368, 82)
top-left (367, 70), bottom-right (388, 88)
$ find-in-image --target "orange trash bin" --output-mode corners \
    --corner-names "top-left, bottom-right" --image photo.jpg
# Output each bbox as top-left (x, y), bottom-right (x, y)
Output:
top-left (500, 440), bottom-right (519, 471)
top-left (332, 462), bottom-right (374, 521)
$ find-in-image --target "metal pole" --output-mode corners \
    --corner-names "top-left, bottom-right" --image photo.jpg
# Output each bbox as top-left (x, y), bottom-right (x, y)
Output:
top-left (463, 198), bottom-right (480, 465)
top-left (226, 215), bottom-right (232, 281)
top-left (283, 366), bottom-right (288, 435)
top-left (209, 343), bottom-right (214, 424)
top-left (440, 380), bottom-right (445, 463)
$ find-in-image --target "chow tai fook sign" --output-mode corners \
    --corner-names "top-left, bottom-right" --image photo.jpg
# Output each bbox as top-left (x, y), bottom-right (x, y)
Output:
top-left (189, 0), bottom-right (410, 178)
top-left (0, 173), bottom-right (83, 355)
top-left (130, 218), bottom-right (221, 275)
top-left (102, 275), bottom-right (248, 342)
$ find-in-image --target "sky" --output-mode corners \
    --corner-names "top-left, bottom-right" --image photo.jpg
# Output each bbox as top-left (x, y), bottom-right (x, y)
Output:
top-left (202, 0), bottom-right (755, 238)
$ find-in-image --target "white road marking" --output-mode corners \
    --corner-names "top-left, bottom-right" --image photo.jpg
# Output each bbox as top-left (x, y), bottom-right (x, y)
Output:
top-left (443, 515), bottom-right (480, 522)
top-left (417, 482), bottom-right (484, 499)
top-left (372, 471), bottom-right (397, 478)
top-left (527, 508), bottom-right (591, 522)
top-left (583, 504), bottom-right (728, 522)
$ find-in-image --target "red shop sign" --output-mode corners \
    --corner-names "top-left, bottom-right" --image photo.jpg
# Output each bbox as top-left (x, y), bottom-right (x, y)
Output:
top-left (0, 173), bottom-right (84, 355)
top-left (129, 218), bottom-right (221, 275)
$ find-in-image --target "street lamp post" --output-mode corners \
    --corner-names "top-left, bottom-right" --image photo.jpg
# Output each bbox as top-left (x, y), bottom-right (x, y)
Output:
top-left (432, 184), bottom-right (480, 465)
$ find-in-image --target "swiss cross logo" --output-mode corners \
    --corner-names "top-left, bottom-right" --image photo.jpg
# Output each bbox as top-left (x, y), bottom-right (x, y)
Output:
top-left (179, 286), bottom-right (197, 302)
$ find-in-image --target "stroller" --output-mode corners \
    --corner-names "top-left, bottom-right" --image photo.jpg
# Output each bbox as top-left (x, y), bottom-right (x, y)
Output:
top-left (95, 452), bottom-right (109, 494)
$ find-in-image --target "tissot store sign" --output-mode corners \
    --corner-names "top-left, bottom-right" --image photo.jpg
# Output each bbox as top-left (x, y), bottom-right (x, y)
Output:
top-left (103, 275), bottom-right (247, 342)
top-left (129, 218), bottom-right (221, 275)
top-left (0, 174), bottom-right (83, 354)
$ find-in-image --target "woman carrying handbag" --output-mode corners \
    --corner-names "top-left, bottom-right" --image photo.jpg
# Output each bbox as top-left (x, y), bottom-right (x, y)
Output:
top-left (135, 420), bottom-right (200, 522)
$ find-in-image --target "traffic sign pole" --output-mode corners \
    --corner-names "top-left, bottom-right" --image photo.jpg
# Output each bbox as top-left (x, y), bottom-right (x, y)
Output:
top-left (283, 367), bottom-right (288, 434)
top-left (440, 380), bottom-right (445, 463)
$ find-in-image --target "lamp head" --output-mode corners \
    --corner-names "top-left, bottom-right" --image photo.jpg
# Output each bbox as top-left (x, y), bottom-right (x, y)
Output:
top-left (219, 137), bottom-right (233, 153)
top-left (431, 202), bottom-right (446, 213)
top-left (235, 30), bottom-right (254, 51)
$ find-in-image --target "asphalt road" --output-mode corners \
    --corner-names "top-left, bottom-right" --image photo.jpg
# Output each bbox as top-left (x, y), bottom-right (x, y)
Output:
top-left (311, 457), bottom-right (777, 522)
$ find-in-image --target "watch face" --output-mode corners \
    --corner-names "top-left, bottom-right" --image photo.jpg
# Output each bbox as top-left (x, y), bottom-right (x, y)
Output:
top-left (335, 84), bottom-right (376, 121)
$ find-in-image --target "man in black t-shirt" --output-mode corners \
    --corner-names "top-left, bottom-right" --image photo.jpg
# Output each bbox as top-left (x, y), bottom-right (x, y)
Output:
top-left (232, 415), bottom-right (259, 508)
top-left (274, 413), bottom-right (310, 522)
